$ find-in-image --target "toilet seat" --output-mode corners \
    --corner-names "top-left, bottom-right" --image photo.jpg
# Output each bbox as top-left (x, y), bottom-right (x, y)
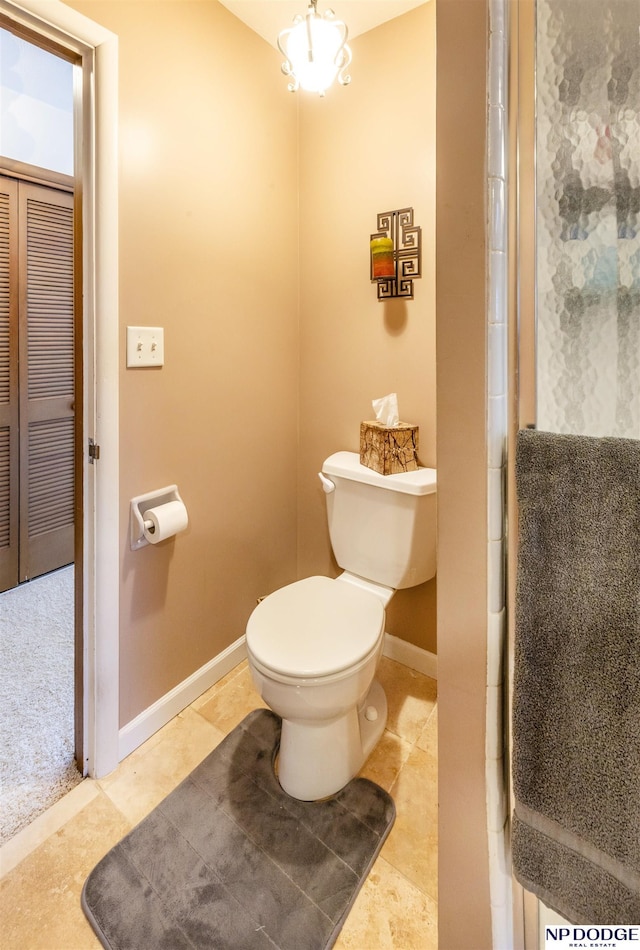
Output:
top-left (246, 575), bottom-right (385, 679)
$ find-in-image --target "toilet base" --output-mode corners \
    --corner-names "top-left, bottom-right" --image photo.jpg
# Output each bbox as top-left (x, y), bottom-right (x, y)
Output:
top-left (277, 680), bottom-right (388, 801)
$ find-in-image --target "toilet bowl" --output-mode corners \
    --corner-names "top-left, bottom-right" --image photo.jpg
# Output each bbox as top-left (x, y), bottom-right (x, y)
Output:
top-left (246, 574), bottom-right (389, 800)
top-left (245, 451), bottom-right (437, 802)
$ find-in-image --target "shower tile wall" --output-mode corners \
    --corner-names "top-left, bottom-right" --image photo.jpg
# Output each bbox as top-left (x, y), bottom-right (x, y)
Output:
top-left (536, 0), bottom-right (640, 437)
top-left (486, 0), bottom-right (510, 946)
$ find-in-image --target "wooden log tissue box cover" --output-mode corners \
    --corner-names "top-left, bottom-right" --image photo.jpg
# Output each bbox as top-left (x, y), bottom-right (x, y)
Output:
top-left (359, 421), bottom-right (419, 475)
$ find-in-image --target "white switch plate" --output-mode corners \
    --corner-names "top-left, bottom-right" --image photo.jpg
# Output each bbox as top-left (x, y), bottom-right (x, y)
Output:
top-left (126, 326), bottom-right (164, 367)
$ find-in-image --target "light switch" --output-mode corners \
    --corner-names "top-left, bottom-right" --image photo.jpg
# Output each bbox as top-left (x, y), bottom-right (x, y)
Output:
top-left (126, 326), bottom-right (164, 367)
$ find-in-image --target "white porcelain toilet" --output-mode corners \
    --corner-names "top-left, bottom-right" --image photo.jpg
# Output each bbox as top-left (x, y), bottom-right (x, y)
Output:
top-left (246, 450), bottom-right (437, 801)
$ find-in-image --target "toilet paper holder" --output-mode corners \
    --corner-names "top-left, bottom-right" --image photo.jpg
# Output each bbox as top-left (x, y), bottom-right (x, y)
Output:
top-left (130, 485), bottom-right (185, 550)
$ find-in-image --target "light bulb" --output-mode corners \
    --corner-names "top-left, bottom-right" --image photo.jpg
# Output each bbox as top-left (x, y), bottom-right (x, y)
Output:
top-left (278, 2), bottom-right (351, 96)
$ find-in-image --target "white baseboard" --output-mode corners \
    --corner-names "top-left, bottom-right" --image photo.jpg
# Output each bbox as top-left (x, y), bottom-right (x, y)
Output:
top-left (118, 631), bottom-right (436, 762)
top-left (118, 635), bottom-right (247, 762)
top-left (383, 632), bottom-right (437, 680)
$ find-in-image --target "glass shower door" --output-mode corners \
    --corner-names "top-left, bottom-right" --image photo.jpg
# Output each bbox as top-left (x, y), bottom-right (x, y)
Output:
top-left (535, 0), bottom-right (640, 439)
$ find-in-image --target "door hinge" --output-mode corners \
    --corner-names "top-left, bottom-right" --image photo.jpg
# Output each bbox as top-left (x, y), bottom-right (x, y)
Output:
top-left (88, 438), bottom-right (100, 463)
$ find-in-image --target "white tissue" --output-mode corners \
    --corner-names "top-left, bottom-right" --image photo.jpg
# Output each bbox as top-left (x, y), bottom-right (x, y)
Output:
top-left (143, 500), bottom-right (188, 544)
top-left (372, 393), bottom-right (400, 427)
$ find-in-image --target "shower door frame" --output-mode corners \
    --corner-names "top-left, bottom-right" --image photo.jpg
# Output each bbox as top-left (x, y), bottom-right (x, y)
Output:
top-left (507, 0), bottom-right (538, 946)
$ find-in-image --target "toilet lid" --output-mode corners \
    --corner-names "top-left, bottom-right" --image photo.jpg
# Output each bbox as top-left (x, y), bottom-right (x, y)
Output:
top-left (246, 576), bottom-right (385, 678)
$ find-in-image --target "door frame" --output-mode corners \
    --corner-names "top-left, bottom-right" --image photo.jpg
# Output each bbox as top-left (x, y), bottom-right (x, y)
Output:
top-left (0, 0), bottom-right (119, 778)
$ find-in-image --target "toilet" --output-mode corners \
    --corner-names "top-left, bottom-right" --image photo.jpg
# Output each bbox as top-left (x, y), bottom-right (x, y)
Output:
top-left (246, 450), bottom-right (437, 801)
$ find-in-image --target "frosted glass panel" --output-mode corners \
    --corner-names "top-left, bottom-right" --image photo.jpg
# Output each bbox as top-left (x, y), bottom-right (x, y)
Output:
top-left (0, 29), bottom-right (74, 176)
top-left (535, 0), bottom-right (640, 437)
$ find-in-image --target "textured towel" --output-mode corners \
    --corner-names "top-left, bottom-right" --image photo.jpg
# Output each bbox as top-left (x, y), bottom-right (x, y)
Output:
top-left (512, 429), bottom-right (640, 923)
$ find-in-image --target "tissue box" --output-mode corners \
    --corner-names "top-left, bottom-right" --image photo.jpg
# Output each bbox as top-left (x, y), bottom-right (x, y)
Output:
top-left (359, 421), bottom-right (419, 475)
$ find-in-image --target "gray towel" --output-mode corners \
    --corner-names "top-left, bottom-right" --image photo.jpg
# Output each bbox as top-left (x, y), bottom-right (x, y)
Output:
top-left (512, 429), bottom-right (640, 924)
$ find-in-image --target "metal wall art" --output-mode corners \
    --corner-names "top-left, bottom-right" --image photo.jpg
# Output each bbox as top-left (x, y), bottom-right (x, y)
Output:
top-left (370, 208), bottom-right (422, 300)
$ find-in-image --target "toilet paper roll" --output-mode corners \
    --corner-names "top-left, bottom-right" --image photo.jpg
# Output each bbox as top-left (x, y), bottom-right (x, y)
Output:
top-left (143, 500), bottom-right (188, 544)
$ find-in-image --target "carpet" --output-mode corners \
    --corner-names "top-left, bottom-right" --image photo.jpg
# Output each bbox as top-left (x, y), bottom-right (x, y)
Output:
top-left (82, 709), bottom-right (395, 950)
top-left (0, 565), bottom-right (80, 844)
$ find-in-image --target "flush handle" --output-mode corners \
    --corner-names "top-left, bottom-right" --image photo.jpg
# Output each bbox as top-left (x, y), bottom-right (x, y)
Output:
top-left (318, 472), bottom-right (335, 494)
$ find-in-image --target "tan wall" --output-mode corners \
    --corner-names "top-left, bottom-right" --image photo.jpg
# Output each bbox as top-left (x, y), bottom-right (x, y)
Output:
top-left (65, 3), bottom-right (437, 709)
top-left (436, 0), bottom-right (493, 944)
top-left (297, 3), bottom-right (438, 654)
top-left (69, 0), bottom-right (299, 725)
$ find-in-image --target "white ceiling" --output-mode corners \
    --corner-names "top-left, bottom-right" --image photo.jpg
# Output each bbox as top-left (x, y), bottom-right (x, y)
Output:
top-left (218, 0), bottom-right (428, 50)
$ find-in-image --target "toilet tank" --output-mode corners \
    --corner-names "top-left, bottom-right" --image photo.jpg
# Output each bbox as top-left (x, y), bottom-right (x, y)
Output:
top-left (321, 451), bottom-right (437, 590)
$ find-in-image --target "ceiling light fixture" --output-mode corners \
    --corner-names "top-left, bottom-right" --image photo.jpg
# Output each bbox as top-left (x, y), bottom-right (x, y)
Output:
top-left (277, 0), bottom-right (352, 97)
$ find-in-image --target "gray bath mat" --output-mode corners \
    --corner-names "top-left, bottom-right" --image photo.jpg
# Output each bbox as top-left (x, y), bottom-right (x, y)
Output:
top-left (82, 709), bottom-right (395, 949)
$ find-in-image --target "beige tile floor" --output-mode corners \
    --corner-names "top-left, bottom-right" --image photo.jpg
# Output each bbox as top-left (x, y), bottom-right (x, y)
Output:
top-left (0, 656), bottom-right (437, 950)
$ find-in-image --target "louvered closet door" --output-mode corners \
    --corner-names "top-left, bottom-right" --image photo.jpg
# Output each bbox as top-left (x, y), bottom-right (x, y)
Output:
top-left (0, 178), bottom-right (19, 592)
top-left (18, 182), bottom-right (74, 582)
